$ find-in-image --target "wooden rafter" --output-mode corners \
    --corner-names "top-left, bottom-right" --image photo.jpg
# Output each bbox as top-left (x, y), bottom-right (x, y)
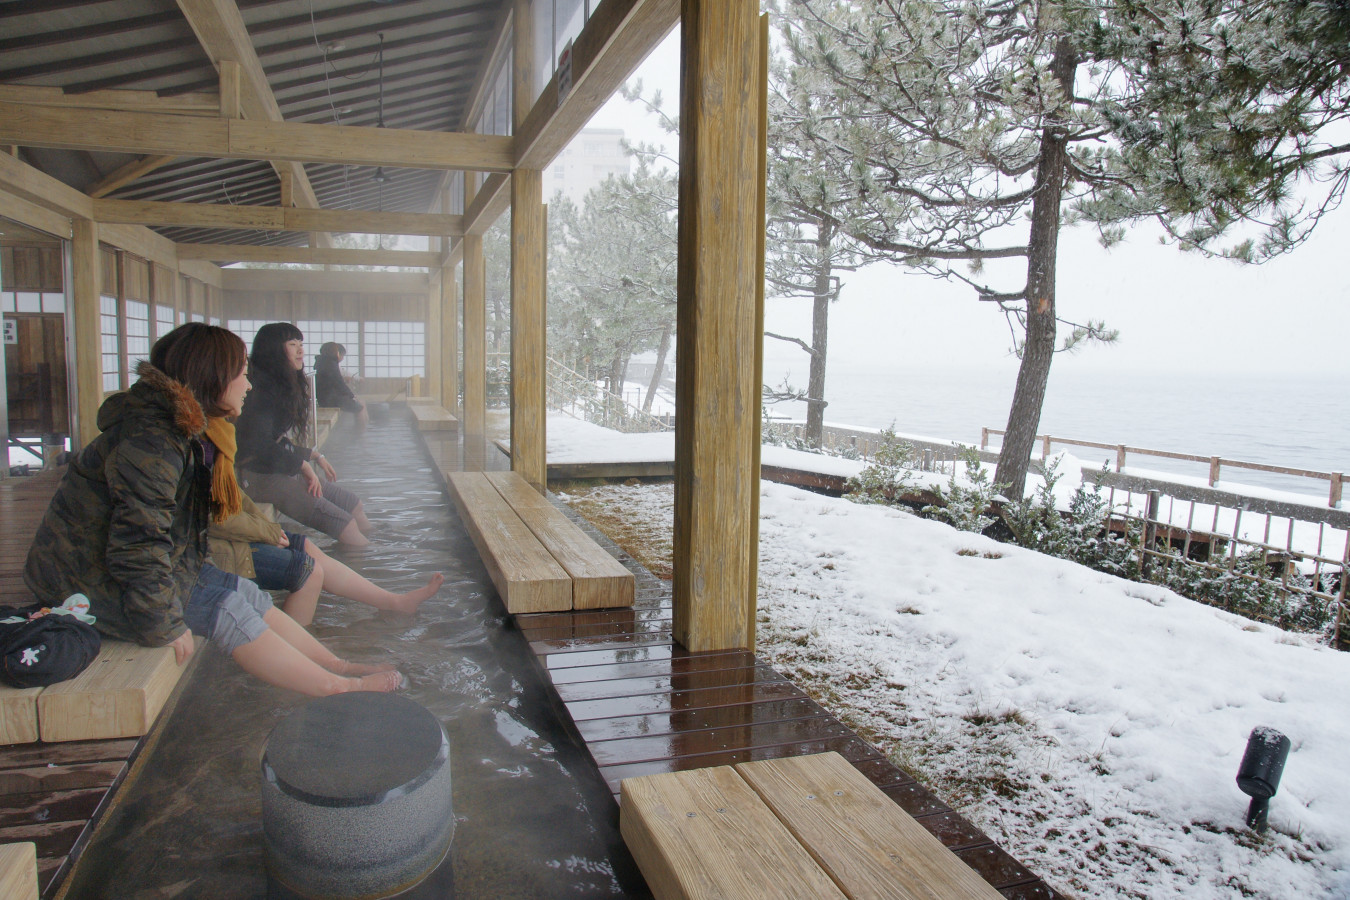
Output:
top-left (175, 243), bottom-right (441, 267)
top-left (0, 103), bottom-right (515, 172)
top-left (0, 85), bottom-right (219, 116)
top-left (87, 156), bottom-right (179, 200)
top-left (94, 198), bottom-right (464, 237)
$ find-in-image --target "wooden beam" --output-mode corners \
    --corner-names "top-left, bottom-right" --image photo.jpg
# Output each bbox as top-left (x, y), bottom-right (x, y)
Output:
top-left (0, 187), bottom-right (72, 239)
top-left (672, 0), bottom-right (764, 652)
top-left (175, 243), bottom-right (441, 267)
top-left (87, 155), bottom-right (178, 199)
top-left (0, 149), bottom-right (94, 220)
top-left (93, 198), bottom-right (465, 237)
top-left (222, 268), bottom-right (427, 293)
top-left (70, 220), bottom-right (102, 449)
top-left (441, 260), bottom-right (460, 416)
top-left (0, 85), bottom-right (219, 116)
top-left (178, 258), bottom-right (223, 288)
top-left (0, 102), bottom-right (515, 172)
top-left (464, 173), bottom-right (511, 235)
top-left (174, 0), bottom-right (322, 214)
top-left (98, 223), bottom-right (180, 269)
top-left (218, 59), bottom-right (241, 119)
top-left (462, 233), bottom-right (486, 435)
top-left (515, 0), bottom-right (679, 170)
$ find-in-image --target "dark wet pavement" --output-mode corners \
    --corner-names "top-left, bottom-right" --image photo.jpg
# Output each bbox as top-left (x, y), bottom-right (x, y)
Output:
top-left (61, 408), bottom-right (652, 899)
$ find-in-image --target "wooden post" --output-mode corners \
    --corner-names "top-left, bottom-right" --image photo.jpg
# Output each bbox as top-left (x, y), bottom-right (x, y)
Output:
top-left (463, 233), bottom-right (486, 435)
top-left (1116, 444), bottom-right (1127, 472)
top-left (1330, 472), bottom-right (1342, 508)
top-left (511, 0), bottom-right (547, 490)
top-left (427, 269), bottom-right (443, 404)
top-left (510, 172), bottom-right (546, 489)
top-left (672, 0), bottom-right (764, 653)
top-left (1209, 456), bottom-right (1221, 486)
top-left (744, 13), bottom-right (769, 647)
top-left (1041, 434), bottom-right (1052, 460)
top-left (980, 427), bottom-right (989, 450)
top-left (218, 59), bottom-right (241, 119)
top-left (1140, 488), bottom-right (1161, 579)
top-left (442, 261), bottom-right (460, 416)
top-left (69, 219), bottom-right (102, 449)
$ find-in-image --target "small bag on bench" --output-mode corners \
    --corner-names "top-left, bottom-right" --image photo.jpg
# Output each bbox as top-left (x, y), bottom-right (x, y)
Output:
top-left (0, 595), bottom-right (101, 689)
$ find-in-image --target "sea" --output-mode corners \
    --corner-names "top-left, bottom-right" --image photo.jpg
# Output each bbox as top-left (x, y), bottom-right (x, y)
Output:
top-left (756, 358), bottom-right (1349, 498)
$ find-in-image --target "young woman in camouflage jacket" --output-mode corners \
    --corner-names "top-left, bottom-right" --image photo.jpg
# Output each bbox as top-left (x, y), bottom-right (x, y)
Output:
top-left (24, 324), bottom-right (401, 695)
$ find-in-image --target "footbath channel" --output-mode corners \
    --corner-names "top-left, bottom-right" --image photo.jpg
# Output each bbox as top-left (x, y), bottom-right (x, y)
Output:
top-left (58, 406), bottom-right (652, 899)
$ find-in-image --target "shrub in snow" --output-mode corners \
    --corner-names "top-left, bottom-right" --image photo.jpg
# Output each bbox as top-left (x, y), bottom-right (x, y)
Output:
top-left (922, 448), bottom-right (1004, 534)
top-left (1006, 459), bottom-right (1136, 574)
top-left (844, 427), bottom-right (918, 505)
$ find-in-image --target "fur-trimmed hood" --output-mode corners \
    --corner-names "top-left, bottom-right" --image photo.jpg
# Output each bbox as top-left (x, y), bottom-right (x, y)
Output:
top-left (96, 360), bottom-right (206, 438)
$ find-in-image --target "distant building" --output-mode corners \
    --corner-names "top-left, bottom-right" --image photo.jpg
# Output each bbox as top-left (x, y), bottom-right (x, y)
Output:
top-left (545, 128), bottom-right (630, 207)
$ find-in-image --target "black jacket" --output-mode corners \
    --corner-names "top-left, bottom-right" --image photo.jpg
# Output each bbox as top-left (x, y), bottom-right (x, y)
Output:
top-left (235, 367), bottom-right (311, 475)
top-left (314, 355), bottom-right (356, 408)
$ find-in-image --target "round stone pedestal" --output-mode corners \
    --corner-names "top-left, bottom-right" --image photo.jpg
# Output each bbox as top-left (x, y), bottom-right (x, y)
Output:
top-left (261, 692), bottom-right (453, 899)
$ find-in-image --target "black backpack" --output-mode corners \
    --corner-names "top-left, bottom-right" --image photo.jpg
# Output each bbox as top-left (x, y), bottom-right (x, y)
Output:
top-left (0, 602), bottom-right (102, 689)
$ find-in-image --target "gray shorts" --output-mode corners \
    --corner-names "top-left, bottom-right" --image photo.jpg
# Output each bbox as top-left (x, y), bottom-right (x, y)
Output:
top-left (184, 564), bottom-right (274, 654)
top-left (238, 469), bottom-right (360, 539)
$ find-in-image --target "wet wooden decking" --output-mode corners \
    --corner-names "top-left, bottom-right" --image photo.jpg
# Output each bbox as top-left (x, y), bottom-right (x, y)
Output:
top-left (426, 434), bottom-right (1064, 900)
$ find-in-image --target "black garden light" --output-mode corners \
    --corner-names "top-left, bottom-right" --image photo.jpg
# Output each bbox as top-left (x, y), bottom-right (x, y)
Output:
top-left (1236, 726), bottom-right (1291, 832)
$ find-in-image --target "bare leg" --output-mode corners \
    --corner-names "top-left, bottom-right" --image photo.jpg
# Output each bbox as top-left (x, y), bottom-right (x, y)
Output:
top-left (351, 501), bottom-right (373, 536)
top-left (355, 402), bottom-right (370, 429)
top-left (230, 622), bottom-right (400, 696)
top-left (280, 562), bottom-right (324, 626)
top-left (304, 542), bottom-right (442, 615)
top-left (337, 518), bottom-right (370, 547)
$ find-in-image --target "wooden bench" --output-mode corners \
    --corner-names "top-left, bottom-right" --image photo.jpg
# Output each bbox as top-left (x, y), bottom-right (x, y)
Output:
top-left (446, 471), bottom-right (635, 614)
top-left (0, 842), bottom-right (38, 900)
top-left (0, 641), bottom-right (185, 744)
top-left (620, 751), bottom-right (1004, 900)
top-left (409, 403), bottom-right (459, 432)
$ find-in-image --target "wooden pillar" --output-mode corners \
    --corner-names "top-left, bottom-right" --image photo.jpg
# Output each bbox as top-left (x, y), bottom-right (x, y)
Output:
top-left (463, 233), bottom-right (486, 435)
top-left (70, 219), bottom-right (102, 449)
top-left (511, 0), bottom-right (547, 489)
top-left (672, 0), bottom-right (765, 652)
top-left (427, 268), bottom-right (443, 404)
top-left (442, 262), bottom-right (460, 416)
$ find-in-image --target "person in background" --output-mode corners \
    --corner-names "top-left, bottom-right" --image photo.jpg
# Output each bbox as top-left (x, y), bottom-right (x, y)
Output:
top-left (208, 490), bottom-right (443, 626)
top-left (23, 323), bottom-right (401, 695)
top-left (235, 323), bottom-right (372, 547)
top-left (314, 342), bottom-right (369, 428)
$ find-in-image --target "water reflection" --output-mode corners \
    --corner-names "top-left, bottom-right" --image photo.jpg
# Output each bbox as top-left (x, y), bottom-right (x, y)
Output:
top-left (62, 410), bottom-right (651, 899)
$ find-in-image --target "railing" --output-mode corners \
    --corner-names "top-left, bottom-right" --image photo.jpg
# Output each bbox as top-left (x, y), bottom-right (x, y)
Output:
top-left (981, 427), bottom-right (1345, 508)
top-left (546, 358), bottom-right (673, 434)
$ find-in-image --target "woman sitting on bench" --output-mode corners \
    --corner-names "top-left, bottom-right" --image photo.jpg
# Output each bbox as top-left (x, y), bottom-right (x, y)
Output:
top-left (235, 323), bottom-right (372, 547)
top-left (314, 341), bottom-right (368, 428)
top-left (24, 323), bottom-right (401, 696)
top-left (208, 490), bottom-right (443, 626)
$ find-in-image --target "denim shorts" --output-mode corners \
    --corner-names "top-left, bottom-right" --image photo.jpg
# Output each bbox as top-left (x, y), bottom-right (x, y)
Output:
top-left (183, 563), bottom-right (274, 654)
top-left (249, 532), bottom-right (313, 593)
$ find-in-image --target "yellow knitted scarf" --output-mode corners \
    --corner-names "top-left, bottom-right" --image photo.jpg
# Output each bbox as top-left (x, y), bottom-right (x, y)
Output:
top-left (204, 417), bottom-right (243, 524)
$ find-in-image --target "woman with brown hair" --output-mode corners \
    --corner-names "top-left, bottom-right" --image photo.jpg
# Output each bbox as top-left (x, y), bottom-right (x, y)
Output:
top-left (24, 323), bottom-right (401, 695)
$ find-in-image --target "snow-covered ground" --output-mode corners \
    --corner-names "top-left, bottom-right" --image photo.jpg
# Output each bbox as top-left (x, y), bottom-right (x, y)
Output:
top-left (550, 415), bottom-right (1350, 899)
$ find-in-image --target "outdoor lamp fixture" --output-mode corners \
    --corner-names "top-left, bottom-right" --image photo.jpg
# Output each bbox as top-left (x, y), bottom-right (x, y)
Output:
top-left (1236, 726), bottom-right (1291, 832)
top-left (370, 34), bottom-right (390, 185)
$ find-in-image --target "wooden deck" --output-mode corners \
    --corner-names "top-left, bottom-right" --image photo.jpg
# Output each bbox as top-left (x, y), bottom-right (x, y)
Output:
top-left (424, 434), bottom-right (1064, 899)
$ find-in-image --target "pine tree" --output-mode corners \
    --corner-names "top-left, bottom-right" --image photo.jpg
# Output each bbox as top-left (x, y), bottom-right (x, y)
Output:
top-left (772, 0), bottom-right (1350, 500)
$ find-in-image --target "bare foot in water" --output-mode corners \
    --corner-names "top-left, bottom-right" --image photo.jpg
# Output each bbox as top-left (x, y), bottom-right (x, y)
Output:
top-left (389, 573), bottom-right (445, 615)
top-left (327, 659), bottom-right (398, 676)
top-left (346, 670), bottom-right (404, 693)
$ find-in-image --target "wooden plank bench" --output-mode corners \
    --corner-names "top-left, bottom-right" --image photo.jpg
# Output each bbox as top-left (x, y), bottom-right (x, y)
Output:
top-left (485, 471), bottom-right (635, 610)
top-left (0, 642), bottom-right (185, 745)
top-left (409, 403), bottom-right (459, 432)
top-left (0, 842), bottom-right (38, 900)
top-left (446, 472), bottom-right (572, 614)
top-left (620, 751), bottom-right (1004, 900)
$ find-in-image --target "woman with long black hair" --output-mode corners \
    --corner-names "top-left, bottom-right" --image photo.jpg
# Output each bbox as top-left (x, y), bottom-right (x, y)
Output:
top-left (235, 323), bottom-right (372, 546)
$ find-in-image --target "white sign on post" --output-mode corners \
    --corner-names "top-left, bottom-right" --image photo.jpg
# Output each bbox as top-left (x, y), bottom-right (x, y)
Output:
top-left (2, 319), bottom-right (16, 345)
top-left (556, 39), bottom-right (573, 108)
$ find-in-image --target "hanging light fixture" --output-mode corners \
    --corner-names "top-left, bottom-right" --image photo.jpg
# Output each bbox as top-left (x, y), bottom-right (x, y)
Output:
top-left (370, 34), bottom-right (390, 185)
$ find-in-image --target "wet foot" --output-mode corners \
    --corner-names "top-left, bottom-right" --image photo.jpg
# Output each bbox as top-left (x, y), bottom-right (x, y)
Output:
top-left (327, 659), bottom-right (398, 676)
top-left (390, 573), bottom-right (444, 615)
top-left (346, 670), bottom-right (404, 693)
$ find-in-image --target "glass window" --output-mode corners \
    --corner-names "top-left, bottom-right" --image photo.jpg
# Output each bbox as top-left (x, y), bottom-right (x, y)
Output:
top-left (227, 319), bottom-right (272, 356)
top-left (298, 320), bottom-right (362, 373)
top-left (100, 294), bottom-right (121, 392)
top-left (16, 292), bottom-right (40, 313)
top-left (362, 321), bottom-right (425, 378)
top-left (124, 299), bottom-right (150, 381)
top-left (155, 304), bottom-right (175, 340)
top-left (1, 293), bottom-right (14, 313)
top-left (42, 292), bottom-right (65, 313)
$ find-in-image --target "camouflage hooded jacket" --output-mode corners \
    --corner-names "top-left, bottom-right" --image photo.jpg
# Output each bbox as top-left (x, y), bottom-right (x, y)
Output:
top-left (24, 362), bottom-right (212, 647)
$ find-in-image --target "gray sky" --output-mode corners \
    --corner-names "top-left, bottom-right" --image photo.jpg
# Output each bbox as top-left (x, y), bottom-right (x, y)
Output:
top-left (585, 28), bottom-right (1350, 380)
